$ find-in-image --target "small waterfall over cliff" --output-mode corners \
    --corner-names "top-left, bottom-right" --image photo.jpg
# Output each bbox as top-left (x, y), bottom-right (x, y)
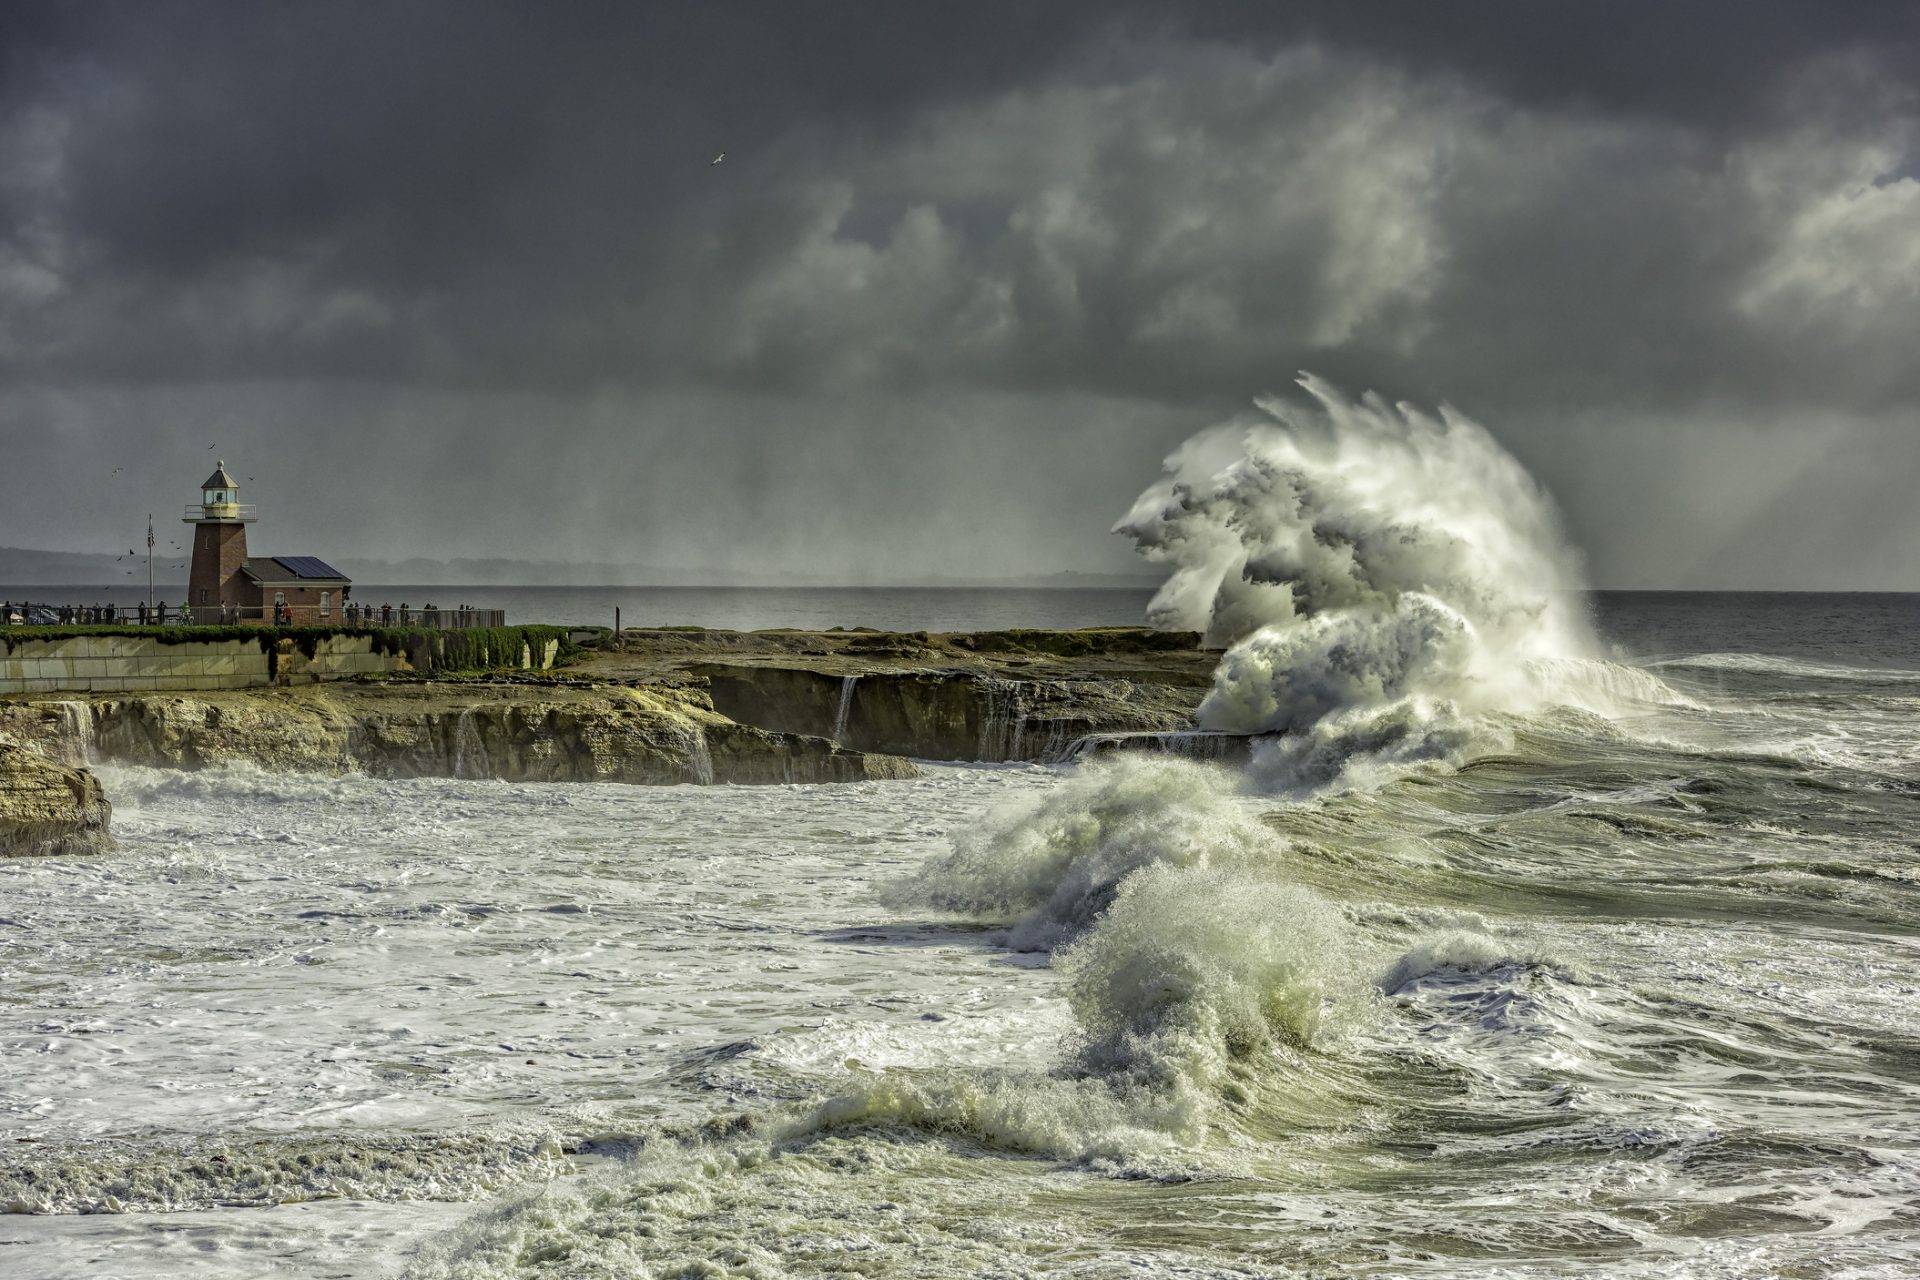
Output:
top-left (1032, 721), bottom-right (1077, 763)
top-left (51, 701), bottom-right (96, 766)
top-left (831, 677), bottom-right (858, 745)
top-left (686, 725), bottom-right (716, 786)
top-left (448, 709), bottom-right (492, 780)
top-left (976, 680), bottom-right (1029, 761)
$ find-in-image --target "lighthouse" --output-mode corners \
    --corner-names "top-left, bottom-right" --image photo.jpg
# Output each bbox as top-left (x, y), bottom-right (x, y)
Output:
top-left (184, 462), bottom-right (256, 622)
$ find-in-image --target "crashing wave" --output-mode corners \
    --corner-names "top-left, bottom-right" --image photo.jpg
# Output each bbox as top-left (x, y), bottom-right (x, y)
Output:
top-left (1114, 374), bottom-right (1681, 787)
top-left (885, 377), bottom-right (1685, 1154)
top-left (896, 755), bottom-right (1281, 950)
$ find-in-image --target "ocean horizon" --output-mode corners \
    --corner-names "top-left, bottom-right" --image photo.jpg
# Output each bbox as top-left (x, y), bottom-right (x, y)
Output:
top-left (8, 584), bottom-right (1920, 659)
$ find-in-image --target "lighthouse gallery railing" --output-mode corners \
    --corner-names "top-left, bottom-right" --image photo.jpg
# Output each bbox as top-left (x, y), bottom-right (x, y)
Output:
top-left (182, 503), bottom-right (259, 521)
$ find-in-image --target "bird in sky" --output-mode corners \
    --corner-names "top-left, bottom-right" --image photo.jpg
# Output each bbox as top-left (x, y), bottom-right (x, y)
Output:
top-left (711, 151), bottom-right (725, 165)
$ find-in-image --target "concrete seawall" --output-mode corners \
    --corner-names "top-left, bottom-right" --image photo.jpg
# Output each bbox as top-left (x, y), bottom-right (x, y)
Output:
top-left (0, 633), bottom-right (559, 694)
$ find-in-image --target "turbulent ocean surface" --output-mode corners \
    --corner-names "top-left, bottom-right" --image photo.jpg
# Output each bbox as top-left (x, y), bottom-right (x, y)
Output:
top-left (7, 386), bottom-right (1920, 1277)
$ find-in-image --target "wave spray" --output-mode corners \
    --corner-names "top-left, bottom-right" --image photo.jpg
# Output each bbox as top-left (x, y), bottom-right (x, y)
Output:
top-left (895, 376), bottom-right (1666, 1151)
top-left (1114, 375), bottom-right (1675, 789)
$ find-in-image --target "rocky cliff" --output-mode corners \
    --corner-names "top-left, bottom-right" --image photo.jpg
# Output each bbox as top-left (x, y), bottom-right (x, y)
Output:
top-left (573, 626), bottom-right (1216, 764)
top-left (0, 628), bottom-right (1226, 802)
top-left (694, 665), bottom-right (1197, 762)
top-left (0, 742), bottom-right (112, 857)
top-left (0, 683), bottom-right (917, 786)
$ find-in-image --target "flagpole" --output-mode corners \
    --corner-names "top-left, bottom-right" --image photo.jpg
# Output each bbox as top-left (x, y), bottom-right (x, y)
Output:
top-left (147, 514), bottom-right (155, 614)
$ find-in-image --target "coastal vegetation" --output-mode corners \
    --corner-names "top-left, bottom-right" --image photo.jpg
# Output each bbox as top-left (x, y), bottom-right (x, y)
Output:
top-left (0, 622), bottom-right (578, 675)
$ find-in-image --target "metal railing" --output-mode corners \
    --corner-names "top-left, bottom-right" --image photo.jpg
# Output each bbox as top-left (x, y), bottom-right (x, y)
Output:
top-left (182, 503), bottom-right (258, 522)
top-left (2, 599), bottom-right (507, 629)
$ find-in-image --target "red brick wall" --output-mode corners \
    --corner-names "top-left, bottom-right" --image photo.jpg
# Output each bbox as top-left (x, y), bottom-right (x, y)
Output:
top-left (183, 577), bottom-right (348, 625)
top-left (255, 584), bottom-right (346, 625)
top-left (187, 522), bottom-right (250, 612)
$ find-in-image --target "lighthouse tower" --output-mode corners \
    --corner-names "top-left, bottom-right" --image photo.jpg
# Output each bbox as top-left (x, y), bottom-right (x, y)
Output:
top-left (184, 462), bottom-right (256, 621)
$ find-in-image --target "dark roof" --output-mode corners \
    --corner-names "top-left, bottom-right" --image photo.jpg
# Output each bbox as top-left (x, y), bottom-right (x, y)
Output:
top-left (242, 556), bottom-right (350, 583)
top-left (202, 462), bottom-right (238, 489)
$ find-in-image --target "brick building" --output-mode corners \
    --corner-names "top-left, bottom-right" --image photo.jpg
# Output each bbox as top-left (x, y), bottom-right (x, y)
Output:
top-left (184, 464), bottom-right (352, 624)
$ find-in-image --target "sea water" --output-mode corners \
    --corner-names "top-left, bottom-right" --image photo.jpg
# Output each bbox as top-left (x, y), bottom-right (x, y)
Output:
top-left (4, 604), bottom-right (1916, 1277)
top-left (6, 383), bottom-right (1920, 1276)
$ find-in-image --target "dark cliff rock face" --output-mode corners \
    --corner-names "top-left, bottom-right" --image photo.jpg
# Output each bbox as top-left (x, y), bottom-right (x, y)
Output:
top-left (0, 742), bottom-right (113, 857)
top-left (3, 687), bottom-right (918, 787)
top-left (0, 628), bottom-right (1221, 785)
top-left (694, 664), bottom-right (1198, 762)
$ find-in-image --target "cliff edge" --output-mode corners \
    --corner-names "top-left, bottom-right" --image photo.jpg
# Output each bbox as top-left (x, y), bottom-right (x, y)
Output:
top-left (0, 741), bottom-right (112, 857)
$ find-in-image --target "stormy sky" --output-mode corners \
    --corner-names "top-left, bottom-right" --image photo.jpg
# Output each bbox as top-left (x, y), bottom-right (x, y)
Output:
top-left (3, 1), bottom-right (1917, 588)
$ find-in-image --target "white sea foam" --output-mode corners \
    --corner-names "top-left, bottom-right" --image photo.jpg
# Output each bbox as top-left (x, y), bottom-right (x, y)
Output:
top-left (1058, 863), bottom-right (1346, 1082)
top-left (1114, 375), bottom-right (1682, 788)
top-left (11, 692), bottom-right (1920, 1274)
top-left (1380, 926), bottom-right (1564, 993)
top-left (896, 754), bottom-right (1284, 949)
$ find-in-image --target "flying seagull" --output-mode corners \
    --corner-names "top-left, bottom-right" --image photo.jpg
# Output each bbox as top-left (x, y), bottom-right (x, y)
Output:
top-left (208, 444), bottom-right (216, 449)
top-left (711, 151), bottom-right (725, 165)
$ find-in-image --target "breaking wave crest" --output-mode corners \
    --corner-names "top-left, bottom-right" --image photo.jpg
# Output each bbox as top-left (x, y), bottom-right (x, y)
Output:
top-left (875, 379), bottom-right (1698, 1156)
top-left (870, 378), bottom-right (1707, 1158)
top-left (1057, 862), bottom-right (1345, 1087)
top-left (1115, 373), bottom-right (1681, 788)
top-left (867, 754), bottom-right (1360, 1155)
top-left (895, 756), bottom-right (1281, 950)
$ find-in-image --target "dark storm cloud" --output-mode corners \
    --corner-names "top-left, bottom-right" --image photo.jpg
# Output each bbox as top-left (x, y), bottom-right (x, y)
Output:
top-left (5, 1), bottom-right (1915, 402)
top-left (1167, 0), bottom-right (1920, 132)
top-left (2, 2), bottom-right (1918, 586)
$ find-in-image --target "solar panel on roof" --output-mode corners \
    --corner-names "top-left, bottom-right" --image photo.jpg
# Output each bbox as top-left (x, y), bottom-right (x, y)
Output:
top-left (272, 556), bottom-right (346, 580)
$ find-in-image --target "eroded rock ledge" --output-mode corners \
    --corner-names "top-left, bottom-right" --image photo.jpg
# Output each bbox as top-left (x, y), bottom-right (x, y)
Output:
top-left (0, 742), bottom-right (112, 857)
top-left (590, 625), bottom-right (1216, 763)
top-left (0, 683), bottom-right (917, 786)
top-left (0, 628), bottom-right (1222, 803)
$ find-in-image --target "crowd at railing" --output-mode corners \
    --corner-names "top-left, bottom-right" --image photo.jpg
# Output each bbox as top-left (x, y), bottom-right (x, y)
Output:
top-left (2, 599), bottom-right (507, 629)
